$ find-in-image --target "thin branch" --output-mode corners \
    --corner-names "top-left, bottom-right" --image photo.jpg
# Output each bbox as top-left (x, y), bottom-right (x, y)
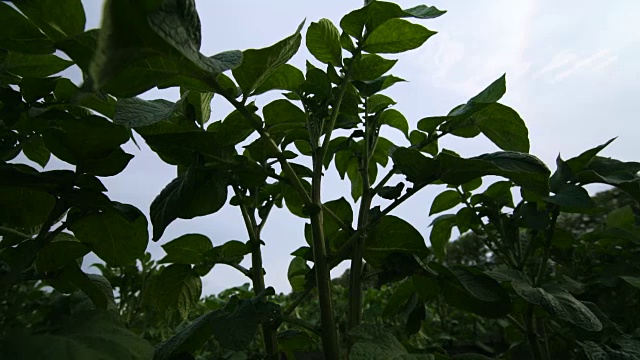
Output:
top-left (282, 315), bottom-right (321, 335)
top-left (0, 226), bottom-right (31, 241)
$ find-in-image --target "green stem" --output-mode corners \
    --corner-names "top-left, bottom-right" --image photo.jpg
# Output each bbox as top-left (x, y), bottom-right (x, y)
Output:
top-left (534, 206), bottom-right (559, 287)
top-left (524, 307), bottom-right (543, 360)
top-left (283, 315), bottom-right (321, 335)
top-left (232, 185), bottom-right (278, 360)
top-left (348, 99), bottom-right (373, 331)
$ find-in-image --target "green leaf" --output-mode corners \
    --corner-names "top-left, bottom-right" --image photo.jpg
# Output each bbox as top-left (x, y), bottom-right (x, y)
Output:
top-left (378, 182), bottom-right (405, 200)
top-left (511, 281), bottom-right (602, 331)
top-left (14, 0), bottom-right (86, 42)
top-left (340, 1), bottom-right (445, 40)
top-left (2, 52), bottom-right (72, 77)
top-left (154, 311), bottom-right (219, 360)
top-left (233, 21), bottom-right (303, 96)
top-left (365, 215), bottom-right (429, 268)
top-left (182, 89), bottom-right (214, 126)
top-left (264, 99), bottom-right (306, 130)
top-left (19, 76), bottom-right (59, 103)
top-left (211, 299), bottom-right (260, 351)
top-left (429, 214), bottom-right (456, 260)
top-left (22, 135), bottom-right (51, 168)
top-left (55, 29), bottom-right (100, 73)
top-left (474, 103), bottom-right (529, 152)
top-left (150, 264), bottom-right (202, 320)
top-left (80, 148), bottom-right (134, 177)
top-left (349, 325), bottom-right (419, 360)
top-left (352, 75), bottom-right (405, 97)
top-left (382, 279), bottom-right (415, 317)
top-left (620, 276), bottom-right (640, 289)
top-left (115, 96), bottom-right (197, 133)
top-left (36, 234), bottom-right (90, 273)
top-left (363, 19), bottom-right (436, 54)
top-left (306, 19), bottom-right (342, 65)
top-left (0, 3), bottom-right (55, 54)
top-left (69, 203), bottom-right (148, 266)
top-left (392, 147), bottom-right (439, 184)
top-left (204, 240), bottom-right (250, 265)
top-left (438, 151), bottom-right (551, 196)
top-left (606, 206), bottom-right (635, 230)
top-left (288, 256), bottom-right (310, 292)
top-left (0, 186), bottom-right (55, 228)
top-left (566, 137), bottom-right (616, 173)
top-left (544, 184), bottom-right (595, 210)
top-left (351, 54), bottom-right (397, 81)
top-left (252, 64), bottom-right (304, 96)
top-left (150, 165), bottom-right (228, 241)
top-left (367, 94), bottom-right (396, 113)
top-left (161, 233), bottom-right (213, 264)
top-left (91, 0), bottom-right (241, 96)
top-left (573, 156), bottom-right (640, 204)
top-left (2, 310), bottom-right (153, 360)
top-left (430, 190), bottom-right (460, 215)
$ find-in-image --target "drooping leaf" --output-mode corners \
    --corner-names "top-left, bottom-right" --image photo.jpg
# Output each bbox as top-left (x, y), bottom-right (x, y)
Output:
top-left (363, 19), bottom-right (436, 54)
top-left (382, 279), bottom-right (416, 317)
top-left (349, 325), bottom-right (420, 360)
top-left (69, 202), bottom-right (149, 266)
top-left (306, 19), bottom-right (342, 65)
top-left (288, 256), bottom-right (310, 292)
top-left (203, 240), bottom-right (250, 265)
top-left (367, 94), bottom-right (396, 113)
top-left (150, 165), bottom-right (228, 241)
top-left (233, 21), bottom-right (304, 96)
top-left (379, 108), bottom-right (409, 138)
top-left (211, 299), bottom-right (260, 351)
top-left (22, 134), bottom-right (51, 168)
top-left (154, 311), bottom-right (218, 360)
top-left (429, 214), bottom-right (456, 260)
top-left (474, 103), bottom-right (529, 152)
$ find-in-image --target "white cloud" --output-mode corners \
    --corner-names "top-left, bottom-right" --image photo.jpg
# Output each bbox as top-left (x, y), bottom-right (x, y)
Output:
top-left (536, 49), bottom-right (618, 83)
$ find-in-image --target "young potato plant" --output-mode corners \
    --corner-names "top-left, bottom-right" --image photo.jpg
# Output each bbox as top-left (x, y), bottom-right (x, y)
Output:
top-left (1, 0), bottom-right (639, 359)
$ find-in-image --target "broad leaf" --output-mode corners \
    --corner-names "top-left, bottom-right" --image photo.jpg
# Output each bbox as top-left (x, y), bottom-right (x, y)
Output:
top-left (0, 3), bottom-right (54, 54)
top-left (429, 214), bottom-right (456, 260)
top-left (474, 103), bottom-right (529, 152)
top-left (306, 19), bottom-right (342, 65)
top-left (349, 325), bottom-right (425, 360)
top-left (352, 75), bottom-right (405, 97)
top-left (365, 215), bottom-right (429, 268)
top-left (150, 264), bottom-right (202, 320)
top-left (2, 310), bottom-right (153, 360)
top-left (363, 19), bottom-right (436, 54)
top-left (150, 165), bottom-right (228, 241)
top-left (14, 0), bottom-right (86, 42)
top-left (438, 151), bottom-right (551, 196)
top-left (22, 135), bottom-right (51, 168)
top-left (0, 186), bottom-right (55, 228)
top-left (392, 147), bottom-right (439, 184)
top-left (379, 109), bottom-right (409, 138)
top-left (2, 52), bottom-right (72, 77)
top-left (429, 190), bottom-right (460, 215)
top-left (351, 54), bottom-right (397, 81)
top-left (69, 202), bottom-right (149, 266)
top-left (161, 233), bottom-right (213, 264)
top-left (288, 256), bottom-right (310, 292)
top-left (211, 299), bottom-right (260, 351)
top-left (233, 21), bottom-right (304, 96)
top-left (36, 233), bottom-right (90, 273)
top-left (154, 310), bottom-right (219, 360)
top-left (253, 64), bottom-right (304, 95)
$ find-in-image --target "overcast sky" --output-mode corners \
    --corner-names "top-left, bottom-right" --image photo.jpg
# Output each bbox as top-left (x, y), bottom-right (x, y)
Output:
top-left (56, 0), bottom-right (640, 295)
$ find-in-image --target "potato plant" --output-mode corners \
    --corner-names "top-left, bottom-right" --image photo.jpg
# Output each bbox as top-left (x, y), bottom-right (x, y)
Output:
top-left (1, 0), bottom-right (639, 359)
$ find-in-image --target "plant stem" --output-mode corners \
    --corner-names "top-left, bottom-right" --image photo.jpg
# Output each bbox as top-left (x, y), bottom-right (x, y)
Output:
top-left (524, 307), bottom-right (543, 360)
top-left (534, 206), bottom-right (559, 287)
top-left (283, 315), bottom-right (321, 335)
top-left (348, 99), bottom-right (373, 331)
top-left (232, 185), bottom-right (278, 359)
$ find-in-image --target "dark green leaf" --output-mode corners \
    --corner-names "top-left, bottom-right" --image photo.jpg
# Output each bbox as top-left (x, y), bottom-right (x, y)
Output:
top-left (429, 214), bottom-right (456, 260)
top-left (19, 76), bottom-right (58, 103)
top-left (392, 147), bottom-right (439, 184)
top-left (349, 325), bottom-right (415, 360)
top-left (252, 64), bottom-right (304, 96)
top-left (2, 310), bottom-right (153, 360)
top-left (182, 89), bottom-right (214, 126)
top-left (606, 206), bottom-right (635, 229)
top-left (382, 279), bottom-right (415, 317)
top-left (378, 182), bottom-right (405, 200)
top-left (438, 151), bottom-right (551, 196)
top-left (544, 184), bottom-right (595, 210)
top-left (306, 19), bottom-right (342, 65)
top-left (36, 234), bottom-right (90, 273)
top-left (0, 186), bottom-right (55, 228)
top-left (0, 3), bottom-right (54, 54)
top-left (14, 0), bottom-right (85, 42)
top-left (264, 99), bottom-right (306, 129)
top-left (3, 52), bottom-right (72, 77)
top-left (233, 21), bottom-right (303, 96)
top-left (351, 54), bottom-right (397, 81)
top-left (352, 75), bottom-right (405, 97)
top-left (620, 276), bottom-right (640, 289)
top-left (511, 281), bottom-right (602, 331)
top-left (430, 190), bottom-right (460, 215)
top-left (288, 256), bottom-right (310, 292)
top-left (566, 137), bottom-right (616, 173)
top-left (80, 148), bottom-right (134, 177)
top-left (474, 103), bottom-right (529, 152)
top-left (22, 134), bottom-right (51, 168)
top-left (161, 233), bottom-right (213, 264)
top-left (150, 264), bottom-right (202, 320)
top-left (379, 109), bottom-right (408, 140)
top-left (367, 94), bottom-right (395, 113)
top-left (211, 299), bottom-right (259, 351)
top-left (363, 19), bottom-right (436, 54)
top-left (365, 215), bottom-right (429, 268)
top-left (69, 202), bottom-right (148, 266)
top-left (150, 165), bottom-right (228, 241)
top-left (154, 311), bottom-right (218, 360)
